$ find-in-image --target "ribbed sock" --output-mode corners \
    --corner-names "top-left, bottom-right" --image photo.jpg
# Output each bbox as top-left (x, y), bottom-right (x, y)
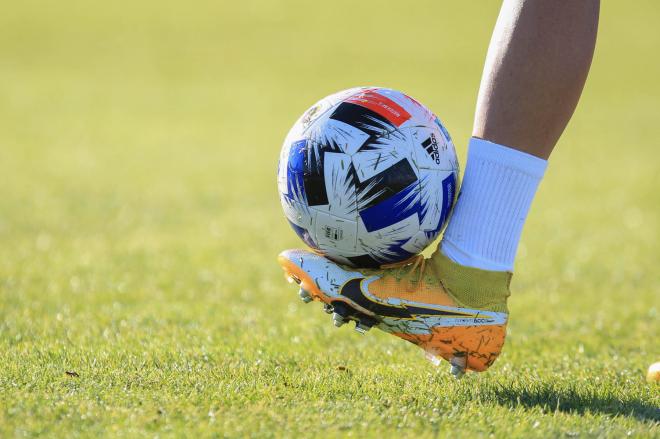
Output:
top-left (440, 137), bottom-right (548, 272)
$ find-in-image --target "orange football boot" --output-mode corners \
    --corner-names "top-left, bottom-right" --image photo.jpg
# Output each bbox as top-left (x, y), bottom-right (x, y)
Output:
top-left (278, 248), bottom-right (511, 377)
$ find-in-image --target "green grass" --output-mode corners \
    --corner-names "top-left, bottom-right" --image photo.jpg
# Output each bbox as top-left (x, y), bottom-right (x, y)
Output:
top-left (1, 1), bottom-right (658, 437)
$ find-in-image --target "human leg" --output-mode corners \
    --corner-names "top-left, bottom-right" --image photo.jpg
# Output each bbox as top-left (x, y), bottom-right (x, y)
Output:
top-left (441, 0), bottom-right (600, 272)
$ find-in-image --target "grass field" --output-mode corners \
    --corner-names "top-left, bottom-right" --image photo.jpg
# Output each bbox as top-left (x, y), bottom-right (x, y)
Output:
top-left (1, 1), bottom-right (658, 437)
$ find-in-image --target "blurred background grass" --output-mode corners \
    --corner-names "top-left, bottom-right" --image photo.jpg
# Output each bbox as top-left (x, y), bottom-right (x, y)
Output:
top-left (0, 1), bottom-right (658, 437)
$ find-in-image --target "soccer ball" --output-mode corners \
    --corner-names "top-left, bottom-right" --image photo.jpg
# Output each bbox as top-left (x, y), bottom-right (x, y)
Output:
top-left (277, 87), bottom-right (459, 267)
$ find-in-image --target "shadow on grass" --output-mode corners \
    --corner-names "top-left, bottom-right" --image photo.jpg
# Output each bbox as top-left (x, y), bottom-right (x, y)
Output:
top-left (490, 384), bottom-right (660, 423)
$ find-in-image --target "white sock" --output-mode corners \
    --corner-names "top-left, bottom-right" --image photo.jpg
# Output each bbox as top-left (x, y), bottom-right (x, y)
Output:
top-left (440, 137), bottom-right (548, 272)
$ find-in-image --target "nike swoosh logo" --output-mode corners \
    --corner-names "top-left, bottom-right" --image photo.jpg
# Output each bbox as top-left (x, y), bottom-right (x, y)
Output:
top-left (339, 278), bottom-right (473, 319)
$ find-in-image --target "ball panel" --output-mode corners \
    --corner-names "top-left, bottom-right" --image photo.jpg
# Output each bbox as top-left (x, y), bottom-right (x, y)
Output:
top-left (358, 181), bottom-right (419, 233)
top-left (280, 139), bottom-right (308, 205)
top-left (409, 125), bottom-right (456, 171)
top-left (356, 213), bottom-right (419, 263)
top-left (375, 88), bottom-right (436, 126)
top-left (280, 195), bottom-right (315, 231)
top-left (277, 146), bottom-right (292, 198)
top-left (434, 116), bottom-right (454, 144)
top-left (314, 211), bottom-right (358, 253)
top-left (354, 158), bottom-right (418, 213)
top-left (418, 169), bottom-right (448, 232)
top-left (287, 220), bottom-right (318, 250)
top-left (344, 88), bottom-right (412, 127)
top-left (418, 170), bottom-right (457, 238)
top-left (320, 151), bottom-right (358, 220)
top-left (351, 128), bottom-right (415, 182)
top-left (301, 139), bottom-right (337, 206)
top-left (282, 194), bottom-right (318, 250)
top-left (307, 118), bottom-right (370, 156)
top-left (328, 101), bottom-right (397, 146)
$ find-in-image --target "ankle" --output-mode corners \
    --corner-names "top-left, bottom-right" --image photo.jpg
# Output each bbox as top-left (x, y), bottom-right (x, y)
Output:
top-left (428, 247), bottom-right (511, 313)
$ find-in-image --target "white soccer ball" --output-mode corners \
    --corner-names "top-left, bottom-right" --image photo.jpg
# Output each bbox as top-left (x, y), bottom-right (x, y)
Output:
top-left (278, 87), bottom-right (459, 267)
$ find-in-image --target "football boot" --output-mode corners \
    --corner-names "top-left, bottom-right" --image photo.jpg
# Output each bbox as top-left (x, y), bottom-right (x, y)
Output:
top-left (278, 247), bottom-right (511, 377)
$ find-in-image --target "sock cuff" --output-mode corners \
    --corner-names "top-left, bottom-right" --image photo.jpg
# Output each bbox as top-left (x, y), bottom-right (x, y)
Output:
top-left (469, 137), bottom-right (548, 179)
top-left (429, 248), bottom-right (511, 314)
top-left (440, 239), bottom-right (512, 272)
top-left (441, 137), bottom-right (548, 272)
